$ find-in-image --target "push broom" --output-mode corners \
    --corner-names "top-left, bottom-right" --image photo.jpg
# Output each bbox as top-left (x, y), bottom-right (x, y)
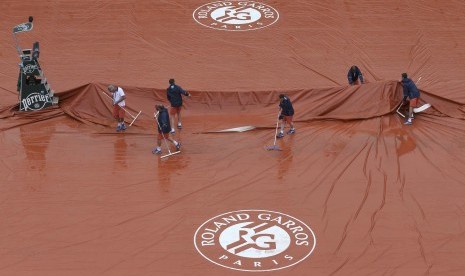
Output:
top-left (265, 111), bottom-right (282, 151)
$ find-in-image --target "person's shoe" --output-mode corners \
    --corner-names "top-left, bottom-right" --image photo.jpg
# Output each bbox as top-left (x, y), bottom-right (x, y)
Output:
top-left (152, 148), bottom-right (162, 154)
top-left (121, 124), bottom-right (127, 131)
top-left (404, 120), bottom-right (413, 125)
top-left (116, 125), bottom-right (122, 132)
top-left (287, 128), bottom-right (296, 135)
top-left (170, 128), bottom-right (176, 134)
top-left (177, 123), bottom-right (182, 129)
top-left (276, 132), bottom-right (284, 139)
top-left (175, 142), bottom-right (181, 151)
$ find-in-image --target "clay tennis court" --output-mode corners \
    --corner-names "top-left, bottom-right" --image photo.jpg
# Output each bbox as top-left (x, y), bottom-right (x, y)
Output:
top-left (1, 1), bottom-right (465, 275)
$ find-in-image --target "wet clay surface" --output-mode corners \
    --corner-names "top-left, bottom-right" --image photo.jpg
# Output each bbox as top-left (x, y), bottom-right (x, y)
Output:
top-left (1, 1), bottom-right (465, 275)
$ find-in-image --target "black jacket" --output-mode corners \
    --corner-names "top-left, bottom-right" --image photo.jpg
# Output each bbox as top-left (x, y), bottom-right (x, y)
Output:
top-left (401, 78), bottom-right (420, 99)
top-left (279, 97), bottom-right (294, 116)
top-left (167, 84), bottom-right (189, 107)
top-left (157, 108), bottom-right (171, 133)
top-left (347, 66), bottom-right (364, 84)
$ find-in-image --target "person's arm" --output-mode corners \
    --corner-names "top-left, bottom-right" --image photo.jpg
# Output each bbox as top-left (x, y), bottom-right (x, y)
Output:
top-left (277, 102), bottom-right (283, 119)
top-left (167, 89), bottom-right (172, 102)
top-left (179, 86), bottom-right (190, 97)
top-left (157, 116), bottom-right (163, 131)
top-left (358, 69), bottom-right (364, 84)
top-left (347, 70), bottom-right (353, 85)
top-left (412, 82), bottom-right (419, 92)
top-left (113, 88), bottom-right (126, 105)
top-left (402, 85), bottom-right (409, 103)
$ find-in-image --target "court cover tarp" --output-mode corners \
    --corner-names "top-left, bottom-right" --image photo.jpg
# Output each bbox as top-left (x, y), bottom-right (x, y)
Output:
top-left (1, 1), bottom-right (465, 275)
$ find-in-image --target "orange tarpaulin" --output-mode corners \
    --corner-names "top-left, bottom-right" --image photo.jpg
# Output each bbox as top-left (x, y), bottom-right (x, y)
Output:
top-left (1, 1), bottom-right (465, 275)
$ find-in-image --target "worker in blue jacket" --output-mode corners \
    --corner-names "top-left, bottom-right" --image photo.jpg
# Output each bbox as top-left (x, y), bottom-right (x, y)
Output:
top-left (152, 104), bottom-right (181, 154)
top-left (167, 78), bottom-right (190, 133)
top-left (347, 65), bottom-right (365, 85)
top-left (401, 73), bottom-right (421, 125)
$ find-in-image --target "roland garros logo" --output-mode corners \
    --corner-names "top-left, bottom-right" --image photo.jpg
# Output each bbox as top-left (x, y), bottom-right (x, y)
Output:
top-left (194, 210), bottom-right (316, 272)
top-left (193, 1), bottom-right (279, 31)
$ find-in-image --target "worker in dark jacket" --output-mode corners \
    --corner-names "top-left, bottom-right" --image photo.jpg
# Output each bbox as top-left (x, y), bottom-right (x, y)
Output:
top-left (152, 104), bottom-right (181, 154)
top-left (167, 78), bottom-right (190, 133)
top-left (347, 65), bottom-right (365, 85)
top-left (276, 94), bottom-right (296, 139)
top-left (401, 73), bottom-right (421, 125)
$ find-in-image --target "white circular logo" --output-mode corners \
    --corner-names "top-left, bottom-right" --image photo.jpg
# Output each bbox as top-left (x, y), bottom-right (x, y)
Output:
top-left (194, 210), bottom-right (316, 272)
top-left (193, 1), bottom-right (279, 31)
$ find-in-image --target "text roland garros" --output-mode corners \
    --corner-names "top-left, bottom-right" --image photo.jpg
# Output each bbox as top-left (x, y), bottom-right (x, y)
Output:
top-left (194, 210), bottom-right (316, 272)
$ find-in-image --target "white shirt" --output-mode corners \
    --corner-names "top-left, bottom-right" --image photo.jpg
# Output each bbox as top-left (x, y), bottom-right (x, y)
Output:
top-left (112, 87), bottom-right (126, 107)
